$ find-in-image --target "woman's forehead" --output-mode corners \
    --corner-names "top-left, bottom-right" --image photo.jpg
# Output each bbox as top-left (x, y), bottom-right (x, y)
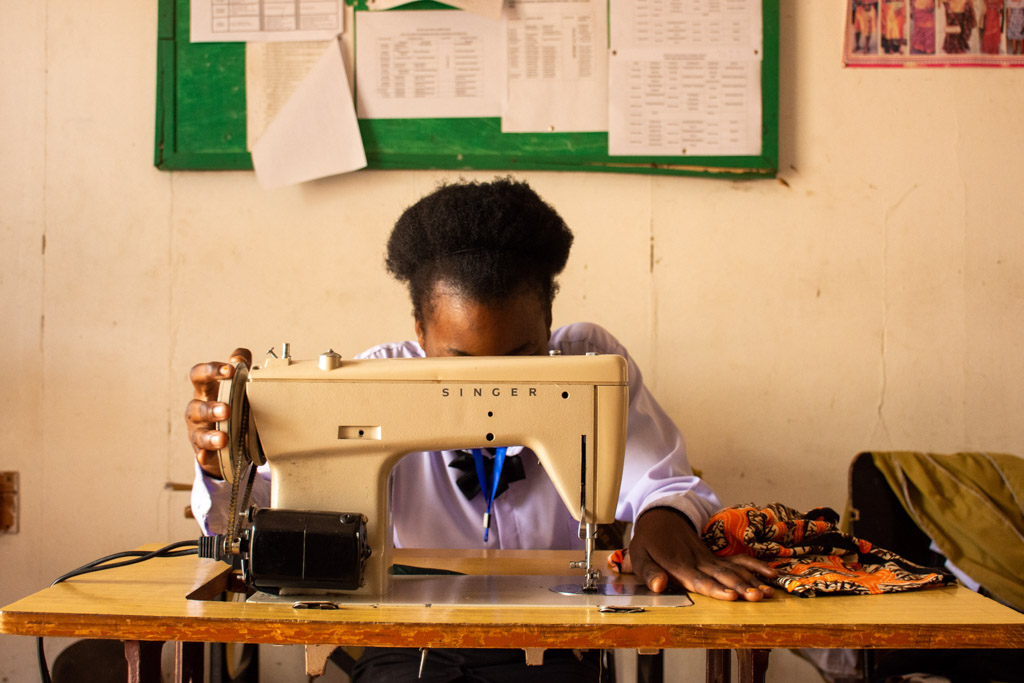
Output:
top-left (420, 286), bottom-right (551, 357)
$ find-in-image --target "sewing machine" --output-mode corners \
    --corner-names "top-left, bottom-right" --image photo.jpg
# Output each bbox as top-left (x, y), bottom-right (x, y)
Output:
top-left (211, 346), bottom-right (629, 598)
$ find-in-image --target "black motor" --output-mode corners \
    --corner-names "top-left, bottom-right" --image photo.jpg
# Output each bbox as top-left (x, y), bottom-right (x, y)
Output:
top-left (200, 508), bottom-right (371, 593)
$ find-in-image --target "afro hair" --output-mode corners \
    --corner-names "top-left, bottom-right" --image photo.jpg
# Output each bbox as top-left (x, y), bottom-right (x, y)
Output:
top-left (385, 178), bottom-right (574, 323)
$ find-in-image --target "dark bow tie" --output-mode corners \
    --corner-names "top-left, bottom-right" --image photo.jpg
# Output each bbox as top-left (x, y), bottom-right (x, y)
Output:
top-left (447, 449), bottom-right (526, 501)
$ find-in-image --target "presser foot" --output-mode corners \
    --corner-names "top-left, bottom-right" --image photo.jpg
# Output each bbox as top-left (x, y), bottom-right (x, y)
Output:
top-left (572, 518), bottom-right (601, 591)
top-left (568, 558), bottom-right (602, 592)
top-left (582, 567), bottom-right (602, 593)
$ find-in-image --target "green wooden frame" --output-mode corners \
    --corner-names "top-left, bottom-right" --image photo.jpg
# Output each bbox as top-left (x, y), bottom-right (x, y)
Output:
top-left (155, 0), bottom-right (778, 177)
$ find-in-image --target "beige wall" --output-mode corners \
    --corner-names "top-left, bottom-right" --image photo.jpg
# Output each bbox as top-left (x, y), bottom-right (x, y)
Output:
top-left (2, 0), bottom-right (1022, 680)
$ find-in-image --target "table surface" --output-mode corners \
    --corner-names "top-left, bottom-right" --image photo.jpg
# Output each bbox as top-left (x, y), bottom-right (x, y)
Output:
top-left (3, 547), bottom-right (1023, 651)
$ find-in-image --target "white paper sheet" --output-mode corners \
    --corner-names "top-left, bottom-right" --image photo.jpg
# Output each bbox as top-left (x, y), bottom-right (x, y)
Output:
top-left (607, 0), bottom-right (763, 157)
top-left (367, 0), bottom-right (505, 21)
top-left (246, 41), bottom-right (333, 149)
top-left (251, 39), bottom-right (366, 189)
top-left (501, 0), bottom-right (607, 133)
top-left (608, 50), bottom-right (761, 157)
top-left (610, 0), bottom-right (762, 53)
top-left (191, 0), bottom-right (344, 42)
top-left (354, 10), bottom-right (504, 119)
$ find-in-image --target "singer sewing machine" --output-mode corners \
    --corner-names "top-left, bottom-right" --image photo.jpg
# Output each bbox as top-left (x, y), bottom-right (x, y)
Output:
top-left (207, 345), bottom-right (636, 600)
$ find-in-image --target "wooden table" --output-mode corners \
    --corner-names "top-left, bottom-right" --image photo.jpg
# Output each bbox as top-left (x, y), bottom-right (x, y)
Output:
top-left (3, 547), bottom-right (1023, 682)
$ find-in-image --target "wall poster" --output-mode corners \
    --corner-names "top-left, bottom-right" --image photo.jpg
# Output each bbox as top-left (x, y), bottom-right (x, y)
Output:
top-left (844, 0), bottom-right (1024, 66)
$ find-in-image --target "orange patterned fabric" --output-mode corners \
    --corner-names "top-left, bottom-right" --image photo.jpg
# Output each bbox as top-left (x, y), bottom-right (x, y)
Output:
top-left (701, 503), bottom-right (956, 597)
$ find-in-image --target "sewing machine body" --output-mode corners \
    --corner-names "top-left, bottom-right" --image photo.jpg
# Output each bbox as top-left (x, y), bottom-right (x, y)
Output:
top-left (235, 352), bottom-right (628, 596)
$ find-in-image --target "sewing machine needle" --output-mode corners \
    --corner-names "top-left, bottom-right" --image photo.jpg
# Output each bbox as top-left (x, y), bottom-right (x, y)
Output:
top-left (418, 648), bottom-right (428, 678)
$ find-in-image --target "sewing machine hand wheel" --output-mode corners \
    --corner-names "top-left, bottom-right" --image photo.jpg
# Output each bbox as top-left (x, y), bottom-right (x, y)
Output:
top-left (215, 360), bottom-right (266, 484)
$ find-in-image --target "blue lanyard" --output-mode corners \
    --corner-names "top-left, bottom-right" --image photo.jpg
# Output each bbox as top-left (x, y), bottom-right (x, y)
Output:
top-left (471, 447), bottom-right (507, 542)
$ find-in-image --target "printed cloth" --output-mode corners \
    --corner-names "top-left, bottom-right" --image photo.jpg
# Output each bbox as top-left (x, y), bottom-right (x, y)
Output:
top-left (942, 5), bottom-right (976, 54)
top-left (1009, 2), bottom-right (1024, 40)
top-left (701, 503), bottom-right (956, 597)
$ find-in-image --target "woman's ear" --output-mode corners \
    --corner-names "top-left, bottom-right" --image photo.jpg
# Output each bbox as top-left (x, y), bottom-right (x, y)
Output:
top-left (415, 317), bottom-right (426, 352)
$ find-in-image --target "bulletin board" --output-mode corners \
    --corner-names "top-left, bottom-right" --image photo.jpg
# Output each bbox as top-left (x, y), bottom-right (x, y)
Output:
top-left (155, 0), bottom-right (779, 178)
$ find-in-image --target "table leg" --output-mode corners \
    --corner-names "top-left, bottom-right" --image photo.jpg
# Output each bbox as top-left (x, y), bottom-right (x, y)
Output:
top-left (305, 644), bottom-right (336, 677)
top-left (706, 649), bottom-right (731, 683)
top-left (637, 649), bottom-right (664, 683)
top-left (124, 640), bottom-right (163, 683)
top-left (174, 641), bottom-right (204, 683)
top-left (736, 649), bottom-right (770, 683)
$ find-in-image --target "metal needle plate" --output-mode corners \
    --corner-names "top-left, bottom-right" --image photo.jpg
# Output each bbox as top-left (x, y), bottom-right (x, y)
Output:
top-left (249, 574), bottom-right (692, 609)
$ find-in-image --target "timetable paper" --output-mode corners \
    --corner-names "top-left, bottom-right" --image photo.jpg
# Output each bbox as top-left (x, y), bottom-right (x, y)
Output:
top-left (610, 0), bottom-right (762, 53)
top-left (607, 0), bottom-right (763, 157)
top-left (355, 10), bottom-right (504, 119)
top-left (608, 50), bottom-right (761, 157)
top-left (251, 38), bottom-right (366, 188)
top-left (501, 0), bottom-right (608, 133)
top-left (190, 0), bottom-right (344, 43)
top-left (246, 41), bottom-right (334, 149)
top-left (366, 0), bottom-right (505, 21)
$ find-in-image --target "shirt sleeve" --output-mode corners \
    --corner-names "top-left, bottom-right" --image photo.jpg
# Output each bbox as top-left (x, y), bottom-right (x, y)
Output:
top-left (191, 460), bottom-right (271, 536)
top-left (551, 323), bottom-right (722, 532)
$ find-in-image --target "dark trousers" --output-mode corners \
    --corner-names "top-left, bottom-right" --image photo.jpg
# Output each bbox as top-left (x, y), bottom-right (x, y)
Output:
top-left (352, 647), bottom-right (603, 683)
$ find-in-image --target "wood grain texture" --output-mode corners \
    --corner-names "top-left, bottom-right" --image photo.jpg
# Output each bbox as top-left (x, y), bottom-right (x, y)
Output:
top-left (4, 548), bottom-right (1023, 650)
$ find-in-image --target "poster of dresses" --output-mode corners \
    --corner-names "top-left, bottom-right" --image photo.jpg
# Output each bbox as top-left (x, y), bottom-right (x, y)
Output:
top-left (844, 0), bottom-right (1024, 66)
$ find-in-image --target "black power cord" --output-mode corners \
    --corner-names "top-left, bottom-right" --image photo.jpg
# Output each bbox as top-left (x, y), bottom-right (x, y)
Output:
top-left (37, 539), bottom-right (199, 683)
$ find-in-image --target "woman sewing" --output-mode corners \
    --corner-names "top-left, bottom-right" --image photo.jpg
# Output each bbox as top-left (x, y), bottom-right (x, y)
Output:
top-left (185, 178), bottom-right (775, 681)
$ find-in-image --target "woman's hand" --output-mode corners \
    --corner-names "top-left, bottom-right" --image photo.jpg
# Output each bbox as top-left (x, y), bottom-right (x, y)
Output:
top-left (624, 507), bottom-right (777, 601)
top-left (184, 348), bottom-right (252, 478)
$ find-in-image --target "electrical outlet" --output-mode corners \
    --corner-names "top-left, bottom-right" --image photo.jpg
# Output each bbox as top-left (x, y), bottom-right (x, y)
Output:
top-left (1, 472), bottom-right (18, 534)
